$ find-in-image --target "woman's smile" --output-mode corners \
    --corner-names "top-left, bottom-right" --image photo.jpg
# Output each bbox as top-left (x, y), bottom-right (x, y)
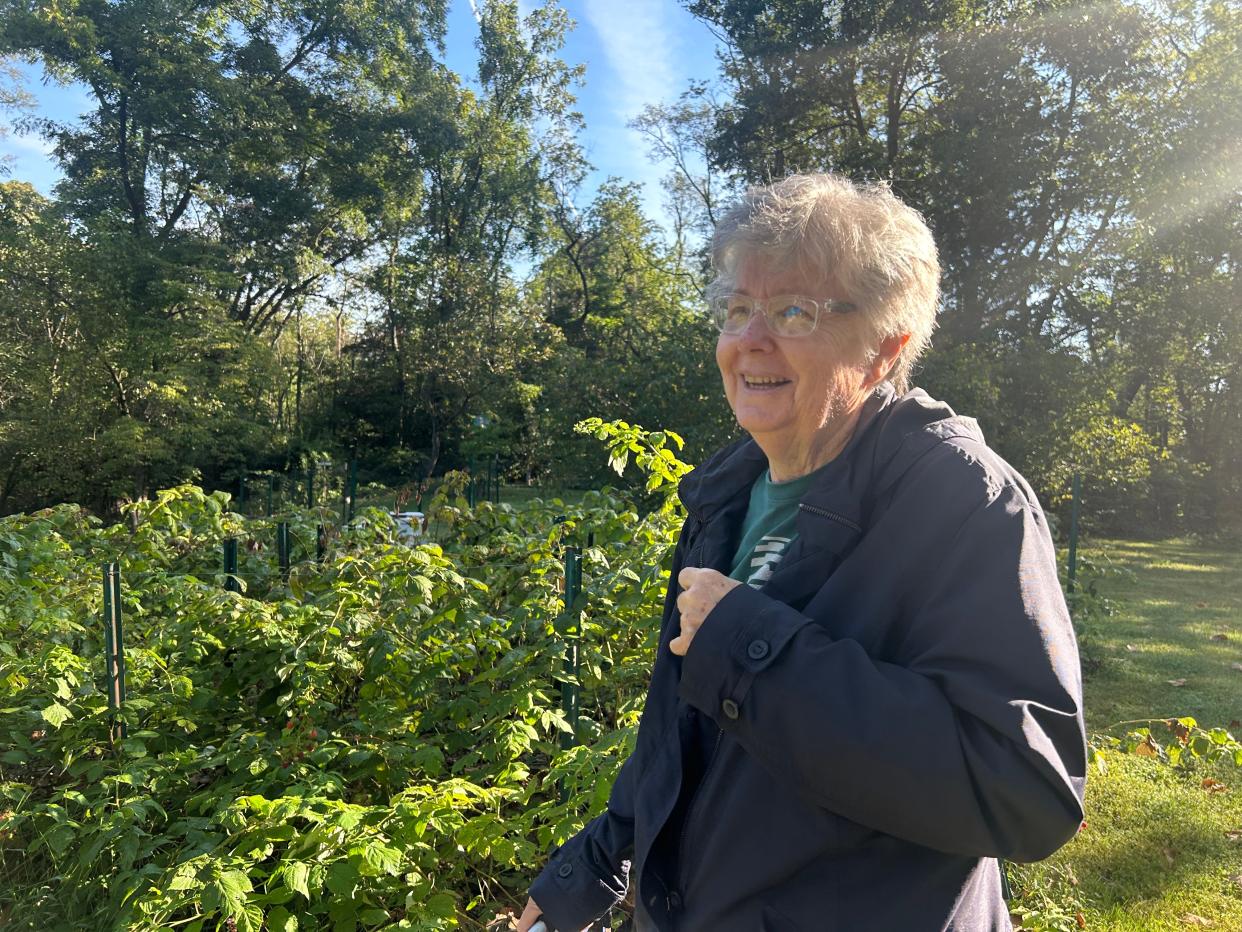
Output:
top-left (740, 374), bottom-right (793, 390)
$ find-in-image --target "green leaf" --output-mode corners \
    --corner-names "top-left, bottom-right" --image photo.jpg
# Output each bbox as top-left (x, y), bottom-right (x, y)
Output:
top-left (267, 907), bottom-right (297, 932)
top-left (426, 892), bottom-right (456, 919)
top-left (284, 861), bottom-right (311, 899)
top-left (237, 903), bottom-right (263, 932)
top-left (361, 842), bottom-right (403, 877)
top-left (41, 701), bottom-right (73, 728)
top-left (213, 869), bottom-right (253, 915)
top-left (326, 860), bottom-right (359, 897)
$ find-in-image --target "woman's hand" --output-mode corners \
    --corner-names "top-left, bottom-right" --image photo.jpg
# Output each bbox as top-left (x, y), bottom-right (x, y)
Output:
top-left (516, 897), bottom-right (543, 931)
top-left (670, 567), bottom-right (741, 656)
top-left (516, 896), bottom-right (592, 931)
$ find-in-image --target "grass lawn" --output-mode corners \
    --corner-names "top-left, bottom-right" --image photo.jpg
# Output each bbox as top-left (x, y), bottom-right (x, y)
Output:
top-left (1011, 538), bottom-right (1242, 931)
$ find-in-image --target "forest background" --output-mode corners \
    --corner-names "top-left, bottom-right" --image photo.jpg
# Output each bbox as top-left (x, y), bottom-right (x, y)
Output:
top-left (0, 0), bottom-right (1239, 536)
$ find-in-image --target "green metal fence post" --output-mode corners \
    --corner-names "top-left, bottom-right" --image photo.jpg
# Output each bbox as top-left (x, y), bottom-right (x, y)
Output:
top-left (1067, 471), bottom-right (1081, 594)
top-left (223, 538), bottom-right (240, 593)
top-left (102, 563), bottom-right (128, 742)
top-left (316, 523), bottom-right (326, 562)
top-left (559, 545), bottom-right (582, 752)
top-left (277, 522), bottom-right (291, 583)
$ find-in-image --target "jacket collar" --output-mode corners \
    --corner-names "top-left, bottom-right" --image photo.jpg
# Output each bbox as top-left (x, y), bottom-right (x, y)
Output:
top-left (678, 384), bottom-right (985, 607)
top-left (678, 383), bottom-right (898, 523)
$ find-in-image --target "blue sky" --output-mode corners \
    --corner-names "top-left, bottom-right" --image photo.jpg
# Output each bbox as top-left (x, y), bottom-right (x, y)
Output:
top-left (0, 0), bottom-right (721, 221)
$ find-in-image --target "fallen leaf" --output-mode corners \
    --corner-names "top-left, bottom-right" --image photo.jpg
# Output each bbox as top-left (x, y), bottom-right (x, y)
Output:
top-left (1226, 828), bottom-right (1242, 842)
top-left (1211, 633), bottom-right (1229, 641)
top-left (1167, 719), bottom-right (1191, 744)
top-left (1168, 678), bottom-right (1188, 686)
top-left (1196, 601), bottom-right (1208, 608)
top-left (1163, 846), bottom-right (1177, 866)
top-left (1201, 778), bottom-right (1230, 794)
top-left (1230, 872), bottom-right (1242, 892)
top-left (1180, 915), bottom-right (1213, 927)
top-left (1125, 644), bottom-right (1138, 652)
top-left (1076, 912), bottom-right (1086, 929)
top-left (1135, 735), bottom-right (1162, 758)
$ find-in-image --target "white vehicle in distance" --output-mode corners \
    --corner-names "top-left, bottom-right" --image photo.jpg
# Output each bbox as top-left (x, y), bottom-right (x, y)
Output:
top-left (390, 511), bottom-right (426, 543)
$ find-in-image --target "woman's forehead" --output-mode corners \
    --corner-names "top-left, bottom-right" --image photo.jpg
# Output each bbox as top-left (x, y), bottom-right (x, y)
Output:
top-left (733, 252), bottom-right (848, 298)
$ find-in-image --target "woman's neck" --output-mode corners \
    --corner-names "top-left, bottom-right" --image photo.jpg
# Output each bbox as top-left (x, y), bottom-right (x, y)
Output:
top-left (762, 405), bottom-right (864, 483)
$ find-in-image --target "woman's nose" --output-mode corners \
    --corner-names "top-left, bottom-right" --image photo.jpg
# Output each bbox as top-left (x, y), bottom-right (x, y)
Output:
top-left (736, 307), bottom-right (774, 346)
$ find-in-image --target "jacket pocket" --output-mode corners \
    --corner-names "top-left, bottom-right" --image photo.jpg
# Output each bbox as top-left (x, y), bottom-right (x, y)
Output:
top-left (759, 903), bottom-right (802, 932)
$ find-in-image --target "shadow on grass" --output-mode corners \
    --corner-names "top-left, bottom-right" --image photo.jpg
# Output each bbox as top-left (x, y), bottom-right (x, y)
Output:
top-left (1062, 757), bottom-right (1242, 916)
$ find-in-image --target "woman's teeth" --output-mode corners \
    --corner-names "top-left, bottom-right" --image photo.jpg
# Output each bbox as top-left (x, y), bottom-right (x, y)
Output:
top-left (743, 375), bottom-right (790, 388)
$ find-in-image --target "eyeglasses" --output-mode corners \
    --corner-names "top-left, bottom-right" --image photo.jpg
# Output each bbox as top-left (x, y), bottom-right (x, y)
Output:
top-left (710, 293), bottom-right (857, 338)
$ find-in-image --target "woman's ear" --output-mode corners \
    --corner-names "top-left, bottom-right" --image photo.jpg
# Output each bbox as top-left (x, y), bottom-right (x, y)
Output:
top-left (866, 332), bottom-right (911, 388)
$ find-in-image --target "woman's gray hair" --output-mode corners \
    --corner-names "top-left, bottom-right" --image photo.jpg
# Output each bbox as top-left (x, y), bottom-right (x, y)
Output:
top-left (709, 173), bottom-right (940, 394)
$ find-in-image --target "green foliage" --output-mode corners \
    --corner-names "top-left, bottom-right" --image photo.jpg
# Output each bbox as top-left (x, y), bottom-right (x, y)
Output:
top-left (1100, 720), bottom-right (1242, 772)
top-left (1007, 863), bottom-right (1088, 932)
top-left (0, 426), bottom-right (686, 929)
top-left (1057, 547), bottom-right (1133, 676)
top-left (573, 418), bottom-right (693, 501)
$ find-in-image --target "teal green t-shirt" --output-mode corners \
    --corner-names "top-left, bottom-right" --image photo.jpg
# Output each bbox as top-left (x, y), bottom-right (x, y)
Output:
top-left (728, 467), bottom-right (821, 589)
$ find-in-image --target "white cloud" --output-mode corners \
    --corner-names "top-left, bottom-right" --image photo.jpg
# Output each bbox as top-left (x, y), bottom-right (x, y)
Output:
top-left (580, 0), bottom-right (685, 216)
top-left (581, 0), bottom-right (679, 121)
top-left (0, 125), bottom-right (54, 155)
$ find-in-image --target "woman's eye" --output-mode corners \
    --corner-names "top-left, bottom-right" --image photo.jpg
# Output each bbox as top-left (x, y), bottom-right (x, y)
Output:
top-left (779, 303), bottom-right (810, 320)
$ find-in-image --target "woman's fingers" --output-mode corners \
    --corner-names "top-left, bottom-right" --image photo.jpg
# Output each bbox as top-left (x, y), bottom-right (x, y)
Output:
top-left (516, 897), bottom-right (542, 932)
top-left (671, 567), bottom-right (739, 655)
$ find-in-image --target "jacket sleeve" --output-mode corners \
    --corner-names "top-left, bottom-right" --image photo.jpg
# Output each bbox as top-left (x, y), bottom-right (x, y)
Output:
top-left (527, 524), bottom-right (693, 930)
top-left (677, 464), bottom-right (1087, 863)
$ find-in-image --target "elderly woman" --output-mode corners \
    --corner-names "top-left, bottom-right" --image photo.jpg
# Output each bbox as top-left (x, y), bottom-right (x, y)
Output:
top-left (518, 173), bottom-right (1086, 931)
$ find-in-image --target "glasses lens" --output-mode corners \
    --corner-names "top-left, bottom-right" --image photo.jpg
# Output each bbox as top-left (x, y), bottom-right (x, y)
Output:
top-left (767, 299), bottom-right (816, 336)
top-left (712, 295), bottom-right (753, 333)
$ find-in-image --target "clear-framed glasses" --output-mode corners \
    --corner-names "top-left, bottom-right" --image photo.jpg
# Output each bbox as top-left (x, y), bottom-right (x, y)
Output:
top-left (710, 293), bottom-right (857, 338)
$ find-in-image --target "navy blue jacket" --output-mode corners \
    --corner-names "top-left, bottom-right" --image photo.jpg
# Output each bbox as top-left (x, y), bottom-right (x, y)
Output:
top-left (529, 386), bottom-right (1087, 931)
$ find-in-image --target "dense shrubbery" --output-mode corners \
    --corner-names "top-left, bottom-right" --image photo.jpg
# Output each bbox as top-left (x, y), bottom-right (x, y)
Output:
top-left (0, 426), bottom-right (691, 930)
top-left (5, 423), bottom-right (1239, 931)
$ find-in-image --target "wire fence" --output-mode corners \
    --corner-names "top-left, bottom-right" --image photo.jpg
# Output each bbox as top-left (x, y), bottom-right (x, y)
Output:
top-left (86, 510), bottom-right (591, 755)
top-left (219, 457), bottom-right (602, 524)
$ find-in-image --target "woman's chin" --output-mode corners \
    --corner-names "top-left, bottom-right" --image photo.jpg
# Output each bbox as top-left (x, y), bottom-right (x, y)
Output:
top-left (732, 407), bottom-right (793, 438)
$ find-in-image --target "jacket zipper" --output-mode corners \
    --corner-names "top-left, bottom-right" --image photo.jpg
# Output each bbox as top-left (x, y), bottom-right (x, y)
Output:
top-left (674, 728), bottom-right (723, 907)
top-left (797, 502), bottom-right (862, 532)
top-left (668, 511), bottom-right (717, 910)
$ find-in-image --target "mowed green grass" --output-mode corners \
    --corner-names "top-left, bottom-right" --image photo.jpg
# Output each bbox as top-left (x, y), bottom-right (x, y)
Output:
top-left (1013, 538), bottom-right (1242, 930)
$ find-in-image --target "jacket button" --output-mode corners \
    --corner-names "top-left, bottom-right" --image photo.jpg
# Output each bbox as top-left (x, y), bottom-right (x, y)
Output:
top-left (557, 863), bottom-right (573, 878)
top-left (747, 639), bottom-right (770, 661)
top-left (721, 698), bottom-right (740, 720)
top-left (667, 891), bottom-right (683, 910)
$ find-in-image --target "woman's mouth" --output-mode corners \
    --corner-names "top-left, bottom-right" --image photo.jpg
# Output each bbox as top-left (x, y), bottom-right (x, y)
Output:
top-left (742, 375), bottom-right (792, 391)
